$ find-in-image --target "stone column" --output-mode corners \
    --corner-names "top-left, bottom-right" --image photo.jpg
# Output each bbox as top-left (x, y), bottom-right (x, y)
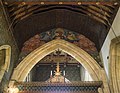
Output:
top-left (110, 36), bottom-right (120, 93)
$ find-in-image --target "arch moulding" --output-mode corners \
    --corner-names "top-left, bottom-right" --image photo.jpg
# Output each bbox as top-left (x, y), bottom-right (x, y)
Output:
top-left (0, 45), bottom-right (11, 82)
top-left (110, 36), bottom-right (120, 93)
top-left (11, 39), bottom-right (110, 93)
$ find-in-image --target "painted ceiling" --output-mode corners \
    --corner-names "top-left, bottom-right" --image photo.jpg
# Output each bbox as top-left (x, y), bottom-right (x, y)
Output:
top-left (21, 28), bottom-right (97, 53)
top-left (18, 28), bottom-right (102, 67)
top-left (2, 1), bottom-right (120, 52)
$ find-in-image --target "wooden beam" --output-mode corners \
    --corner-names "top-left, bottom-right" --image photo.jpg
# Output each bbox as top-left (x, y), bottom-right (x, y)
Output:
top-left (4, 1), bottom-right (119, 6)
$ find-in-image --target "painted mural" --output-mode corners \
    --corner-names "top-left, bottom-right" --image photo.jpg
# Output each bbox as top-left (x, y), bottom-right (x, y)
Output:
top-left (19, 28), bottom-right (102, 67)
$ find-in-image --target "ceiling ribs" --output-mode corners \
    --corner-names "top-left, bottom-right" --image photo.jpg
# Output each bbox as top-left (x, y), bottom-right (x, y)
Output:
top-left (5, 1), bottom-right (119, 6)
top-left (4, 1), bottom-right (119, 27)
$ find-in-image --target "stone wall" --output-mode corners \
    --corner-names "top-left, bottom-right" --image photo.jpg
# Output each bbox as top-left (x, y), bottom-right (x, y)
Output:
top-left (0, 2), bottom-right (19, 92)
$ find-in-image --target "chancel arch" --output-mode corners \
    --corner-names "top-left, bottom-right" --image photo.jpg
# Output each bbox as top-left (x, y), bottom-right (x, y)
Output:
top-left (11, 39), bottom-right (110, 92)
top-left (0, 45), bottom-right (11, 82)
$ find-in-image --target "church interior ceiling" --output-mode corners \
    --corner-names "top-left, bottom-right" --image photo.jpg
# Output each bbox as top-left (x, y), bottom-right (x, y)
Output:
top-left (2, 0), bottom-right (119, 53)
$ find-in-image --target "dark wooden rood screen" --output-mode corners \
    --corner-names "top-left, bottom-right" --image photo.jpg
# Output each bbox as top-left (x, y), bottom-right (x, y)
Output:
top-left (15, 81), bottom-right (103, 93)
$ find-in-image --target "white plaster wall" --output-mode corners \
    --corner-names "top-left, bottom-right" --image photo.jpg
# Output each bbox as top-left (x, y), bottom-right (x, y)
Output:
top-left (100, 7), bottom-right (120, 78)
top-left (80, 66), bottom-right (85, 81)
top-left (80, 66), bottom-right (93, 81)
top-left (84, 70), bottom-right (93, 81)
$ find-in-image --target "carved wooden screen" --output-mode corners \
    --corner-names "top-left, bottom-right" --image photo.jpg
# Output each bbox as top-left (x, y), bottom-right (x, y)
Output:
top-left (15, 81), bottom-right (102, 93)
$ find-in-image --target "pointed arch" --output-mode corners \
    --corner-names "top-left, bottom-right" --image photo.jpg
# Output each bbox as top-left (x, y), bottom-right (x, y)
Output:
top-left (10, 39), bottom-right (110, 93)
top-left (11, 39), bottom-right (102, 81)
top-left (0, 45), bottom-right (11, 82)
